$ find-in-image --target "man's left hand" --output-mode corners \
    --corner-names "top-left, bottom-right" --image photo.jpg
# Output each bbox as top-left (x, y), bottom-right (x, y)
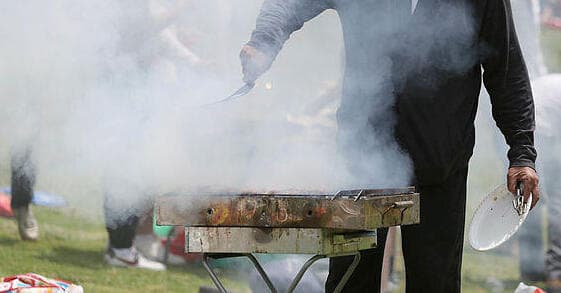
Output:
top-left (507, 166), bottom-right (540, 209)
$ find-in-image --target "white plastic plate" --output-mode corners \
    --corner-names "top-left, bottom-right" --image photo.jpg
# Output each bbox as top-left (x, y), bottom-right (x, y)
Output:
top-left (469, 184), bottom-right (532, 251)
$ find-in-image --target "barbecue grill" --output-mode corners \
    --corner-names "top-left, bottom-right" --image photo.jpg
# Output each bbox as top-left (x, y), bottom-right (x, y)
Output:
top-left (156, 187), bottom-right (420, 293)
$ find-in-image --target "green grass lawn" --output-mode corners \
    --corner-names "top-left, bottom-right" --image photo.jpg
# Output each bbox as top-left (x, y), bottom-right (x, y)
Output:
top-left (0, 206), bottom-right (546, 292)
top-left (0, 207), bottom-right (250, 293)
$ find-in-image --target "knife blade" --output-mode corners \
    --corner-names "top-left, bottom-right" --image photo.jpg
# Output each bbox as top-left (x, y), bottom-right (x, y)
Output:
top-left (202, 83), bottom-right (255, 107)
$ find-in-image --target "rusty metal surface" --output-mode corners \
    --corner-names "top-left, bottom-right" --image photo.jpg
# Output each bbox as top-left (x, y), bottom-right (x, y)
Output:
top-left (156, 188), bottom-right (420, 230)
top-left (186, 227), bottom-right (377, 255)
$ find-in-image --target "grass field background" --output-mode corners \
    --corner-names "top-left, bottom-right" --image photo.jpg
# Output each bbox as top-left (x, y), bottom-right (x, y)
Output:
top-left (0, 208), bottom-right (251, 293)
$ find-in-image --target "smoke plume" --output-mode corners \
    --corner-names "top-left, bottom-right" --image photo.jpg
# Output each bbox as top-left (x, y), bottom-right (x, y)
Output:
top-left (0, 1), bottom-right (479, 222)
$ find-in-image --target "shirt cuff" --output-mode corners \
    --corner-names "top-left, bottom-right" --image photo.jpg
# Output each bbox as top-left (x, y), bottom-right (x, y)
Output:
top-left (509, 159), bottom-right (536, 171)
top-left (247, 32), bottom-right (283, 59)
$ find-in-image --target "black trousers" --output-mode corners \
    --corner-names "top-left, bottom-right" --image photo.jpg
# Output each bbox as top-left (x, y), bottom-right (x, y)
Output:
top-left (104, 213), bottom-right (139, 249)
top-left (104, 192), bottom-right (141, 249)
top-left (103, 182), bottom-right (152, 249)
top-left (326, 167), bottom-right (468, 292)
top-left (10, 148), bottom-right (36, 209)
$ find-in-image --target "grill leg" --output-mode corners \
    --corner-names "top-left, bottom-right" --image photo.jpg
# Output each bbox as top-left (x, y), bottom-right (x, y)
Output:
top-left (202, 254), bottom-right (228, 293)
top-left (202, 253), bottom-right (278, 293)
top-left (203, 252), bottom-right (359, 293)
top-left (244, 254), bottom-right (278, 293)
top-left (287, 254), bottom-right (327, 293)
top-left (333, 252), bottom-right (361, 293)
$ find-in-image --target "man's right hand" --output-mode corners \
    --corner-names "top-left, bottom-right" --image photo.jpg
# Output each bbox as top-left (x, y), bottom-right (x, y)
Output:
top-left (240, 45), bottom-right (273, 85)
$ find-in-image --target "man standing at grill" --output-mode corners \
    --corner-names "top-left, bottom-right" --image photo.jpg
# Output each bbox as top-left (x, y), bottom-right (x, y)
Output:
top-left (240, 0), bottom-right (539, 292)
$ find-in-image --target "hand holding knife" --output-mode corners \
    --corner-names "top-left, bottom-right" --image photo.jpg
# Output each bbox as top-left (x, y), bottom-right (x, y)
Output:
top-left (202, 45), bottom-right (272, 107)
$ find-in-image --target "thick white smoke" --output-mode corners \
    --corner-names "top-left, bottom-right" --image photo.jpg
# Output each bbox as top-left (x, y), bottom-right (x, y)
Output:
top-left (0, 1), bottom-right (491, 221)
top-left (0, 1), bottom-right (349, 220)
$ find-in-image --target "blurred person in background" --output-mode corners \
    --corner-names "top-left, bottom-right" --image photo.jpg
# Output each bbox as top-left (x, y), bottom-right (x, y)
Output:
top-left (9, 146), bottom-right (38, 241)
top-left (103, 0), bottom-right (208, 270)
top-left (538, 1), bottom-right (561, 289)
top-left (532, 74), bottom-right (561, 291)
top-left (240, 0), bottom-right (539, 292)
top-left (509, 0), bottom-right (548, 283)
top-left (102, 0), bottom-right (222, 270)
top-left (508, 0), bottom-right (561, 287)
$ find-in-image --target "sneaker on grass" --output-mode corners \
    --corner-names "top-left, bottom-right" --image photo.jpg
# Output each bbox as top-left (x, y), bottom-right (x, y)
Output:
top-left (134, 234), bottom-right (186, 265)
top-left (104, 246), bottom-right (166, 271)
top-left (13, 205), bottom-right (39, 241)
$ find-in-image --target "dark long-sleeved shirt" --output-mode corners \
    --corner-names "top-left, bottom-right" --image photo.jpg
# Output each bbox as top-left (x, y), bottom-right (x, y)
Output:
top-left (248, 0), bottom-right (536, 184)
